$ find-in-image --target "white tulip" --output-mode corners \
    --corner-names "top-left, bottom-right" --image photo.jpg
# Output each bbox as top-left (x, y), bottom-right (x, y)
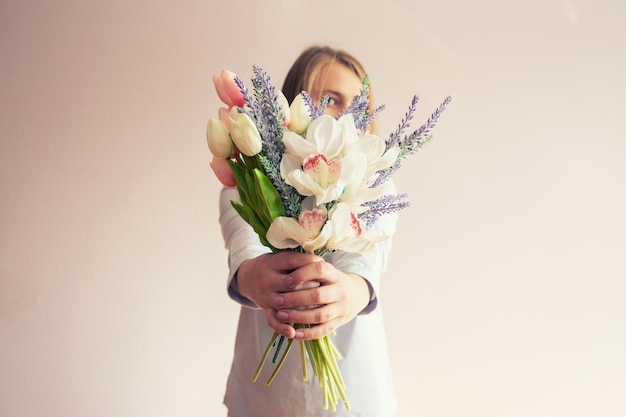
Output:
top-left (206, 118), bottom-right (233, 159)
top-left (228, 107), bottom-right (262, 156)
top-left (287, 93), bottom-right (312, 135)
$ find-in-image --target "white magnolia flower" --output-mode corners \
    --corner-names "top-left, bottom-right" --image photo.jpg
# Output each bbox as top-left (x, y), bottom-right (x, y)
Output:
top-left (337, 134), bottom-right (400, 210)
top-left (348, 133), bottom-right (400, 180)
top-left (266, 197), bottom-right (331, 253)
top-left (325, 202), bottom-right (388, 253)
top-left (267, 199), bottom-right (388, 254)
top-left (283, 114), bottom-right (358, 160)
top-left (281, 115), bottom-right (363, 206)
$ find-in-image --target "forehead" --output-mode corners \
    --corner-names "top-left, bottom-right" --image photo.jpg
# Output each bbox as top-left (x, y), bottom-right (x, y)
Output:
top-left (313, 62), bottom-right (363, 98)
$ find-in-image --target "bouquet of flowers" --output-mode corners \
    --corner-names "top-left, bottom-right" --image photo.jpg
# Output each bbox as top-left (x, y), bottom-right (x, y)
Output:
top-left (207, 65), bottom-right (451, 411)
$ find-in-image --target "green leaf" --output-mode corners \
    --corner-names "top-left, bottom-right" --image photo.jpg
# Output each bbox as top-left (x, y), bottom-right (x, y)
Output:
top-left (253, 168), bottom-right (286, 220)
top-left (226, 156), bottom-right (284, 254)
top-left (228, 158), bottom-right (253, 207)
top-left (231, 201), bottom-right (275, 250)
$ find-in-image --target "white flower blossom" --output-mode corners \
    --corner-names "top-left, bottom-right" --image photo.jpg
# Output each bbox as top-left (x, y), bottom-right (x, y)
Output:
top-left (228, 107), bottom-right (262, 156)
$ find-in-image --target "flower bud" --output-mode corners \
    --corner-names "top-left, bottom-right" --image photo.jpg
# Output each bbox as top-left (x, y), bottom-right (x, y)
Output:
top-left (228, 107), bottom-right (262, 156)
top-left (277, 91), bottom-right (290, 127)
top-left (287, 93), bottom-right (312, 135)
top-left (212, 69), bottom-right (246, 108)
top-left (218, 107), bottom-right (230, 128)
top-left (210, 155), bottom-right (237, 187)
top-left (206, 118), bottom-right (234, 159)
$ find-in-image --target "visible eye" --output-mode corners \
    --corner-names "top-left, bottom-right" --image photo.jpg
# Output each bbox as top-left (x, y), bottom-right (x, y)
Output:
top-left (320, 95), bottom-right (338, 108)
top-left (320, 94), bottom-right (344, 117)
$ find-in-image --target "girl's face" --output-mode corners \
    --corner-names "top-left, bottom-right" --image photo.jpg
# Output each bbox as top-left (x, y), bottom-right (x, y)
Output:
top-left (311, 62), bottom-right (363, 118)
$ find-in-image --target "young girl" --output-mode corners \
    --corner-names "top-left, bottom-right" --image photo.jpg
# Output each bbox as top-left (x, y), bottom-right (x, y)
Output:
top-left (220, 45), bottom-right (398, 417)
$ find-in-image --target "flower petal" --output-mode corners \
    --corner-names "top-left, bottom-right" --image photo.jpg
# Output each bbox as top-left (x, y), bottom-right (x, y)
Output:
top-left (287, 93), bottom-right (312, 134)
top-left (283, 131), bottom-right (317, 159)
top-left (209, 156), bottom-right (236, 187)
top-left (206, 118), bottom-right (233, 159)
top-left (266, 217), bottom-right (308, 249)
top-left (324, 203), bottom-right (389, 252)
top-left (213, 69), bottom-right (246, 108)
top-left (228, 107), bottom-right (262, 156)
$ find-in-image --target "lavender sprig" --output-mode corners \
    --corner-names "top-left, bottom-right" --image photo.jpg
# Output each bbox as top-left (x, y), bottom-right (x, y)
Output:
top-left (234, 75), bottom-right (254, 106)
top-left (359, 193), bottom-right (410, 228)
top-left (342, 78), bottom-right (370, 130)
top-left (302, 92), bottom-right (329, 120)
top-left (372, 95), bottom-right (452, 187)
top-left (250, 65), bottom-right (286, 164)
top-left (385, 95), bottom-right (419, 150)
top-left (235, 66), bottom-right (303, 217)
top-left (342, 74), bottom-right (386, 132)
top-left (401, 95), bottom-right (453, 155)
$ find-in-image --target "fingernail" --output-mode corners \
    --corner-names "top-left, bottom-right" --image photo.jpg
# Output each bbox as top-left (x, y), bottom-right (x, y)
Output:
top-left (273, 295), bottom-right (285, 307)
top-left (283, 275), bottom-right (293, 287)
top-left (295, 331), bottom-right (305, 340)
top-left (277, 311), bottom-right (288, 321)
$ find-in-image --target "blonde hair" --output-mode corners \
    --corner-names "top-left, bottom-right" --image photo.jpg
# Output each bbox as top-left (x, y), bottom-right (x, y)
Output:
top-left (282, 45), bottom-right (375, 128)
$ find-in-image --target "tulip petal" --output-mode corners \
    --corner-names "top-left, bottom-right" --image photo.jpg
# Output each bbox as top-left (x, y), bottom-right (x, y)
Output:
top-left (277, 91), bottom-right (290, 127)
top-left (209, 156), bottom-right (236, 187)
top-left (206, 118), bottom-right (233, 159)
top-left (228, 107), bottom-right (262, 156)
top-left (213, 69), bottom-right (246, 108)
top-left (287, 93), bottom-right (312, 134)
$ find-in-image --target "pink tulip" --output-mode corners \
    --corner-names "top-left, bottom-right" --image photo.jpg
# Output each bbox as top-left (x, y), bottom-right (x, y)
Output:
top-left (218, 107), bottom-right (230, 129)
top-left (210, 156), bottom-right (237, 187)
top-left (212, 69), bottom-right (246, 108)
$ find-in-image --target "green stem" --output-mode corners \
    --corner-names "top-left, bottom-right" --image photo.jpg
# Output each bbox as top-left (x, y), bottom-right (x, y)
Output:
top-left (252, 332), bottom-right (279, 382)
top-left (266, 337), bottom-right (295, 386)
top-left (253, 325), bottom-right (350, 411)
top-left (272, 335), bottom-right (285, 363)
top-left (299, 340), bottom-right (308, 381)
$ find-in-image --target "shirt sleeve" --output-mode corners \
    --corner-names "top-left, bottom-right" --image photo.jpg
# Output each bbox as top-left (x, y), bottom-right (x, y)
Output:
top-left (219, 187), bottom-right (270, 309)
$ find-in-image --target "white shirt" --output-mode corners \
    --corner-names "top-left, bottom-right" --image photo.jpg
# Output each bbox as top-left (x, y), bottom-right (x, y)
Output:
top-left (219, 187), bottom-right (398, 417)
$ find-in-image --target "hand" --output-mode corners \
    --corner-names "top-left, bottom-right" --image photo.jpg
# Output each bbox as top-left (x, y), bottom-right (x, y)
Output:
top-left (272, 261), bottom-right (371, 341)
top-left (236, 251), bottom-right (323, 337)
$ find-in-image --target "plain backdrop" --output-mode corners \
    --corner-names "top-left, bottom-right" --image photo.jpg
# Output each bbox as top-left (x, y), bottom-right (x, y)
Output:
top-left (1, 1), bottom-right (625, 416)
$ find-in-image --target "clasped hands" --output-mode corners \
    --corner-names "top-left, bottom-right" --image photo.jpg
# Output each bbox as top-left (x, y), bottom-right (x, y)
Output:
top-left (236, 252), bottom-right (371, 341)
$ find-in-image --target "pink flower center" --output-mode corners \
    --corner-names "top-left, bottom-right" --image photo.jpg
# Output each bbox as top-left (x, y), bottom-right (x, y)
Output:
top-left (349, 212), bottom-right (362, 236)
top-left (299, 208), bottom-right (328, 238)
top-left (303, 154), bottom-right (341, 188)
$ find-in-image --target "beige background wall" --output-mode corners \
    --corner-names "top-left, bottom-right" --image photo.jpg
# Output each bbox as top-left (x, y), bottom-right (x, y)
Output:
top-left (1, 1), bottom-right (625, 416)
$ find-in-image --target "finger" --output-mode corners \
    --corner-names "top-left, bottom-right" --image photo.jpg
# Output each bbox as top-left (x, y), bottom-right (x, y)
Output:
top-left (294, 318), bottom-right (341, 341)
top-left (276, 303), bottom-right (339, 328)
top-left (285, 260), bottom-right (337, 290)
top-left (275, 284), bottom-right (338, 310)
top-left (265, 309), bottom-right (296, 339)
top-left (292, 279), bottom-right (320, 291)
top-left (273, 251), bottom-right (323, 273)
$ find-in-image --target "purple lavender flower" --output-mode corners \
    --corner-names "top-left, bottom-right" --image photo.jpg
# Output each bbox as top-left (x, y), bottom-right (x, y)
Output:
top-left (359, 193), bottom-right (411, 227)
